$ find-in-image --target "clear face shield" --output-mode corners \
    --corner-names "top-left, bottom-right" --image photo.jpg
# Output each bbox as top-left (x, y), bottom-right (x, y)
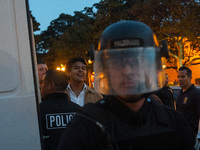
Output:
top-left (94, 47), bottom-right (165, 96)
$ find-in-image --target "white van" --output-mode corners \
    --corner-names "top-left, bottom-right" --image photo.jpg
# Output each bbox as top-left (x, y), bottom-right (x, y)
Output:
top-left (0, 0), bottom-right (42, 149)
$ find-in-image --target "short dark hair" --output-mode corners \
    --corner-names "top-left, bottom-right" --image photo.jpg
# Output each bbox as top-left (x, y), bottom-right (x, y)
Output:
top-left (45, 69), bottom-right (68, 91)
top-left (37, 60), bottom-right (45, 65)
top-left (178, 66), bottom-right (192, 77)
top-left (67, 57), bottom-right (86, 72)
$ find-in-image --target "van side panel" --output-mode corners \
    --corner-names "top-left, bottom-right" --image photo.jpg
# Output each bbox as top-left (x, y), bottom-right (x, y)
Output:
top-left (0, 0), bottom-right (41, 149)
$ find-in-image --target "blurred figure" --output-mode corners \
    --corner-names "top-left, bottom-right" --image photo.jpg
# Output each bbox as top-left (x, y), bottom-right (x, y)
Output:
top-left (58, 21), bottom-right (195, 150)
top-left (155, 73), bottom-right (174, 108)
top-left (66, 57), bottom-right (103, 106)
top-left (37, 60), bottom-right (48, 89)
top-left (176, 66), bottom-right (200, 139)
top-left (40, 69), bottom-right (80, 150)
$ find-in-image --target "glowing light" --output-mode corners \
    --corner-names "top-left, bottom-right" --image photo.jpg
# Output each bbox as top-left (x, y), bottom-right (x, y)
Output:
top-left (100, 73), bottom-right (104, 78)
top-left (88, 59), bottom-right (92, 64)
top-left (162, 65), bottom-right (167, 69)
top-left (56, 64), bottom-right (66, 72)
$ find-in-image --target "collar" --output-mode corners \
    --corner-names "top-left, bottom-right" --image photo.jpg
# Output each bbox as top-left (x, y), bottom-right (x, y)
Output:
top-left (67, 83), bottom-right (87, 92)
top-left (106, 96), bottom-right (147, 126)
top-left (106, 95), bottom-right (168, 126)
top-left (181, 84), bottom-right (195, 93)
top-left (45, 93), bottom-right (69, 101)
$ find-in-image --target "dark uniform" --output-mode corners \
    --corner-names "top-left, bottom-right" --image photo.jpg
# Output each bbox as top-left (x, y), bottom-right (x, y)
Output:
top-left (58, 95), bottom-right (195, 150)
top-left (155, 86), bottom-right (174, 108)
top-left (176, 84), bottom-right (200, 136)
top-left (40, 93), bottom-right (81, 150)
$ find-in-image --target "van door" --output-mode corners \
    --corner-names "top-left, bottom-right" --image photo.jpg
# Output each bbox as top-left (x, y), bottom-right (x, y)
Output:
top-left (0, 0), bottom-right (42, 149)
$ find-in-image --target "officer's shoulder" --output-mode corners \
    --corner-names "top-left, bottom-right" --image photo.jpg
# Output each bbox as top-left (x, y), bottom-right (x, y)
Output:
top-left (69, 101), bottom-right (82, 109)
top-left (149, 95), bottom-right (182, 118)
top-left (82, 99), bottom-right (107, 112)
top-left (77, 99), bottom-right (108, 121)
top-left (193, 86), bottom-right (200, 93)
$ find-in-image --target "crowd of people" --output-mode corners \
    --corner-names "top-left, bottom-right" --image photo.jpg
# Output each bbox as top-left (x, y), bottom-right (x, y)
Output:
top-left (37, 20), bottom-right (200, 150)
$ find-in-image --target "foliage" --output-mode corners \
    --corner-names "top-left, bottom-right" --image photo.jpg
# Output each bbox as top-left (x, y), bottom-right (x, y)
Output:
top-left (35, 0), bottom-right (200, 70)
top-left (38, 12), bottom-right (95, 68)
top-left (131, 0), bottom-right (200, 69)
top-left (84, 0), bottom-right (137, 47)
top-left (30, 11), bottom-right (40, 32)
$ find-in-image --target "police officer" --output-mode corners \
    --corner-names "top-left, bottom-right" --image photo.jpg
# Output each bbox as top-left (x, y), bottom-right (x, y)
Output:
top-left (58, 21), bottom-right (195, 150)
top-left (40, 69), bottom-right (81, 150)
top-left (155, 73), bottom-right (175, 108)
top-left (176, 66), bottom-right (200, 138)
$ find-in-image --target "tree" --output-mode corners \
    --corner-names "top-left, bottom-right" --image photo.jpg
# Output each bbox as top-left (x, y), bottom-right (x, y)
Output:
top-left (131, 0), bottom-right (200, 70)
top-left (30, 11), bottom-right (40, 32)
top-left (39, 11), bottom-right (95, 68)
top-left (29, 11), bottom-right (41, 55)
top-left (84, 0), bottom-right (137, 47)
top-left (36, 13), bottom-right (74, 53)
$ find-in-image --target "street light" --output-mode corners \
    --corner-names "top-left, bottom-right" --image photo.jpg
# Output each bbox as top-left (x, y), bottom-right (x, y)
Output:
top-left (56, 64), bottom-right (66, 72)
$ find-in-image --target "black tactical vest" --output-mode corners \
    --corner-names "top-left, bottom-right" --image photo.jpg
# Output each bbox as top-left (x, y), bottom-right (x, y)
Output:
top-left (78, 96), bottom-right (185, 150)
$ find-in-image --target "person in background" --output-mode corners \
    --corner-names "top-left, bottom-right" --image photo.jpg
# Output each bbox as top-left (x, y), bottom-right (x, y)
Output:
top-left (58, 21), bottom-right (195, 150)
top-left (155, 73), bottom-right (174, 108)
top-left (40, 69), bottom-right (81, 150)
top-left (66, 57), bottom-right (103, 106)
top-left (37, 60), bottom-right (48, 89)
top-left (176, 66), bottom-right (200, 140)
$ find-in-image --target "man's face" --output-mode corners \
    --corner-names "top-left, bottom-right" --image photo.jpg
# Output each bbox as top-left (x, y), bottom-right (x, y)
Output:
top-left (107, 57), bottom-right (139, 96)
top-left (164, 74), bottom-right (169, 87)
top-left (177, 70), bottom-right (191, 90)
top-left (37, 64), bottom-right (48, 83)
top-left (40, 76), bottom-right (51, 99)
top-left (68, 61), bottom-right (86, 83)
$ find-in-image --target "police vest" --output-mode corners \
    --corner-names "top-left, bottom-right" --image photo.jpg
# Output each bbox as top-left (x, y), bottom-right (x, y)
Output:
top-left (78, 96), bottom-right (184, 150)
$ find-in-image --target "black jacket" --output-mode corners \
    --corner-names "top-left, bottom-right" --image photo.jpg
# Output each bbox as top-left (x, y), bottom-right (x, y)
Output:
top-left (176, 84), bottom-right (200, 135)
top-left (155, 86), bottom-right (174, 108)
top-left (58, 95), bottom-right (195, 150)
top-left (40, 93), bottom-right (81, 150)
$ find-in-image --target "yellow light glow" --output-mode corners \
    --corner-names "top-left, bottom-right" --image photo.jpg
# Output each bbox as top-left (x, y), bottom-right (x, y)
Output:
top-left (56, 67), bottom-right (61, 70)
top-left (100, 73), bottom-right (104, 78)
top-left (88, 59), bottom-right (92, 64)
top-left (56, 64), bottom-right (66, 72)
top-left (162, 65), bottom-right (167, 69)
top-left (61, 67), bottom-right (65, 71)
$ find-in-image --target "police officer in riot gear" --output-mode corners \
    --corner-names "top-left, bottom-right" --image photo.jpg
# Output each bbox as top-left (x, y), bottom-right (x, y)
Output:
top-left (58, 21), bottom-right (195, 150)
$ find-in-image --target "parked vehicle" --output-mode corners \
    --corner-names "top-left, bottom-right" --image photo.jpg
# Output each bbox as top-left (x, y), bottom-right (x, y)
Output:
top-left (171, 85), bottom-right (200, 101)
top-left (0, 0), bottom-right (42, 149)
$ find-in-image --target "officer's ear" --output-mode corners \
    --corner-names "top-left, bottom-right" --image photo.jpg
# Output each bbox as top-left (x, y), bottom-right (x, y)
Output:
top-left (47, 81), bottom-right (55, 90)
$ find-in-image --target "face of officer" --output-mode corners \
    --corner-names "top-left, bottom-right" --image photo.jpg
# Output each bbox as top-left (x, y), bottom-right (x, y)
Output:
top-left (107, 57), bottom-right (144, 101)
top-left (37, 63), bottom-right (48, 85)
top-left (40, 75), bottom-right (52, 100)
top-left (107, 57), bottom-right (138, 94)
top-left (177, 70), bottom-right (192, 91)
top-left (68, 61), bottom-right (87, 83)
top-left (164, 74), bottom-right (169, 87)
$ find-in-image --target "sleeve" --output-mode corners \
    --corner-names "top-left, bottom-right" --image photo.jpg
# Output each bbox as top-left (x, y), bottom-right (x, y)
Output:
top-left (166, 108), bottom-right (195, 150)
top-left (57, 116), bottom-right (107, 150)
top-left (195, 92), bottom-right (200, 117)
top-left (176, 113), bottom-right (196, 150)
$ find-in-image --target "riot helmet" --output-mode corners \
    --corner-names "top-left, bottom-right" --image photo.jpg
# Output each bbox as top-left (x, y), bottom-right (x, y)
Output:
top-left (94, 20), bottom-right (168, 96)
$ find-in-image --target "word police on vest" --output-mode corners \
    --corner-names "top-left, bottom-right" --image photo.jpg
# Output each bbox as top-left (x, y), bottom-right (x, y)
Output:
top-left (46, 112), bottom-right (76, 129)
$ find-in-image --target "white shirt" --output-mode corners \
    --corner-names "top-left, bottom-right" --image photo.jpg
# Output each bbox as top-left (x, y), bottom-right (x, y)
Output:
top-left (67, 83), bottom-right (87, 107)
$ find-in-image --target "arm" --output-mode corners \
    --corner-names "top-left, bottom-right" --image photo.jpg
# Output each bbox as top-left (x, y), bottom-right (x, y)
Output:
top-left (57, 116), bottom-right (107, 150)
